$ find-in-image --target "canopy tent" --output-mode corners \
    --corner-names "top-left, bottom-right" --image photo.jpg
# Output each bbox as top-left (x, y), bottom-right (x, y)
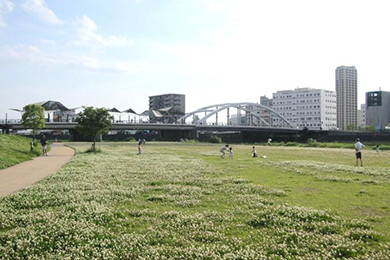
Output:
top-left (150, 110), bottom-right (163, 118)
top-left (157, 107), bottom-right (172, 113)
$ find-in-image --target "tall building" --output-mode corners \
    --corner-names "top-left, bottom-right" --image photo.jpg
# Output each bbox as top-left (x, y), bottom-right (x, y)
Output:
top-left (272, 88), bottom-right (337, 130)
top-left (335, 66), bottom-right (358, 130)
top-left (366, 90), bottom-right (390, 129)
top-left (149, 94), bottom-right (185, 123)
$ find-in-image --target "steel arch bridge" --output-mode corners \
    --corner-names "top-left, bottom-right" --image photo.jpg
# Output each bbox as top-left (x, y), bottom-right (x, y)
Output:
top-left (177, 102), bottom-right (294, 128)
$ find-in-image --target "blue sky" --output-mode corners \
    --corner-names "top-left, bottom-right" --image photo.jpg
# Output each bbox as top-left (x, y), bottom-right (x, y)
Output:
top-left (1, 0), bottom-right (390, 119)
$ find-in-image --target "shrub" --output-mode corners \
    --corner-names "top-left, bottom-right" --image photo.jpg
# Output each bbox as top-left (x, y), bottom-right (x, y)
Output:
top-left (127, 137), bottom-right (136, 142)
top-left (286, 142), bottom-right (298, 146)
top-left (306, 138), bottom-right (319, 147)
top-left (84, 146), bottom-right (102, 153)
top-left (209, 135), bottom-right (222, 143)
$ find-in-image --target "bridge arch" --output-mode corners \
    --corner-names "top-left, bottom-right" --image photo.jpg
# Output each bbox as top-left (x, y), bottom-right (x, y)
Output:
top-left (177, 102), bottom-right (294, 128)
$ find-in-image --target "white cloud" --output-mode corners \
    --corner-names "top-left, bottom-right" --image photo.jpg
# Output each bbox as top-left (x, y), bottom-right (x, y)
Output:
top-left (73, 15), bottom-right (134, 48)
top-left (0, 0), bottom-right (15, 27)
top-left (22, 0), bottom-right (63, 25)
top-left (0, 44), bottom-right (140, 73)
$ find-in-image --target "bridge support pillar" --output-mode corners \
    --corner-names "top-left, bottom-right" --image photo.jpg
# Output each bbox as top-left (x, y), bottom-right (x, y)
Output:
top-left (1, 127), bottom-right (10, 134)
top-left (160, 129), bottom-right (196, 141)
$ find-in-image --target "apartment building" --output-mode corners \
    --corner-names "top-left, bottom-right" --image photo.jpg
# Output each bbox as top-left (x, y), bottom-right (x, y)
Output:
top-left (336, 66), bottom-right (358, 130)
top-left (149, 94), bottom-right (185, 123)
top-left (272, 88), bottom-right (337, 130)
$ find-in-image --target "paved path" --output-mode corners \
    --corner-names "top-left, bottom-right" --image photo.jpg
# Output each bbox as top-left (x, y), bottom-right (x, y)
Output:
top-left (0, 143), bottom-right (74, 198)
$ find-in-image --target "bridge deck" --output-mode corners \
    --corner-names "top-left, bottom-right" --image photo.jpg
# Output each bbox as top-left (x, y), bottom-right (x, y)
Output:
top-left (1, 122), bottom-right (298, 133)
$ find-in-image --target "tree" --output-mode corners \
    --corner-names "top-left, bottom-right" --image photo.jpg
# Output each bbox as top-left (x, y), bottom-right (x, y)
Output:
top-left (21, 104), bottom-right (45, 142)
top-left (346, 123), bottom-right (356, 131)
top-left (75, 107), bottom-right (113, 151)
top-left (365, 125), bottom-right (375, 132)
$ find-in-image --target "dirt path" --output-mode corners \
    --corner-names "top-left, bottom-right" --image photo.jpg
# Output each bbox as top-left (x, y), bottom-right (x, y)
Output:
top-left (0, 143), bottom-right (74, 198)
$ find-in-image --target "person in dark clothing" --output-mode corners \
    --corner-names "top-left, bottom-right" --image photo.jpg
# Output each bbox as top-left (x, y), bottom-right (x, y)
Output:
top-left (40, 135), bottom-right (48, 156)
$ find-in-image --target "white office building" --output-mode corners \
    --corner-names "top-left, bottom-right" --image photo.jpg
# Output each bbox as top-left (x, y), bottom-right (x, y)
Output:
top-left (357, 104), bottom-right (366, 129)
top-left (272, 88), bottom-right (337, 130)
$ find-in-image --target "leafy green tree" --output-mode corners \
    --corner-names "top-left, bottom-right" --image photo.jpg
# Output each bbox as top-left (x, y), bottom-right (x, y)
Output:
top-left (75, 107), bottom-right (113, 151)
top-left (346, 123), bottom-right (356, 131)
top-left (21, 104), bottom-right (45, 142)
top-left (365, 125), bottom-right (375, 132)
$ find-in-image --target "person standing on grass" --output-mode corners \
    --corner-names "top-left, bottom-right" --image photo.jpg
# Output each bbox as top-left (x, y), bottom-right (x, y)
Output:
top-left (220, 144), bottom-right (229, 158)
top-left (40, 135), bottom-right (48, 156)
top-left (354, 138), bottom-right (364, 166)
top-left (30, 139), bottom-right (34, 153)
top-left (229, 147), bottom-right (234, 159)
top-left (376, 144), bottom-right (380, 154)
top-left (137, 138), bottom-right (142, 155)
top-left (252, 146), bottom-right (258, 158)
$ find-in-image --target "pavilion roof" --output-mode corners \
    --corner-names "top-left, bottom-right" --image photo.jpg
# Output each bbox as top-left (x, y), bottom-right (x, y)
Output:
top-left (122, 108), bottom-right (137, 114)
top-left (108, 108), bottom-right (121, 113)
top-left (33, 101), bottom-right (69, 111)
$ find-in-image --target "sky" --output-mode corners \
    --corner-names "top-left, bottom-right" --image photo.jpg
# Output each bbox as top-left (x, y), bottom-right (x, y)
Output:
top-left (1, 0), bottom-right (390, 119)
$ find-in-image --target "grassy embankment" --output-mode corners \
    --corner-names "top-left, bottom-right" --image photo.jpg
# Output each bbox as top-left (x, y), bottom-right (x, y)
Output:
top-left (0, 135), bottom-right (41, 170)
top-left (0, 141), bottom-right (389, 259)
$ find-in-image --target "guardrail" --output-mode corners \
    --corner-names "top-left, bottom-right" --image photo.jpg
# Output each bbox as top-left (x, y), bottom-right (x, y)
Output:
top-left (0, 119), bottom-right (21, 124)
top-left (0, 119), bottom-right (234, 126)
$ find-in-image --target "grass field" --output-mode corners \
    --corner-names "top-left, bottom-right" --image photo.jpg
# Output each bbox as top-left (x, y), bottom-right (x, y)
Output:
top-left (0, 135), bottom-right (41, 170)
top-left (0, 141), bottom-right (390, 259)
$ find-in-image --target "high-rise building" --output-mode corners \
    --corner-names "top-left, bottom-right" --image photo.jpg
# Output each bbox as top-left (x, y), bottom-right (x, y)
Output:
top-left (149, 94), bottom-right (185, 123)
top-left (365, 90), bottom-right (390, 129)
top-left (335, 66), bottom-right (358, 130)
top-left (272, 88), bottom-right (337, 130)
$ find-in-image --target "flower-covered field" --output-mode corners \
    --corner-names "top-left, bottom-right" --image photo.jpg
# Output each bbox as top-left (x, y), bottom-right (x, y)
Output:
top-left (1, 142), bottom-right (390, 259)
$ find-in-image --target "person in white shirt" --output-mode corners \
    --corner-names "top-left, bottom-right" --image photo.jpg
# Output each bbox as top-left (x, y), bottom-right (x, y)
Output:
top-left (354, 138), bottom-right (364, 167)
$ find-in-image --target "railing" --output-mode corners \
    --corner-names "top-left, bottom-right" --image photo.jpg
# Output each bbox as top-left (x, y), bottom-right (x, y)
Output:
top-left (0, 119), bottom-right (297, 129)
top-left (0, 119), bottom-right (21, 124)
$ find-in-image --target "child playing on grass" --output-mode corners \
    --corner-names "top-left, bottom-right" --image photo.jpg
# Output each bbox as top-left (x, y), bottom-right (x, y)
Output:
top-left (252, 146), bottom-right (258, 158)
top-left (229, 147), bottom-right (233, 159)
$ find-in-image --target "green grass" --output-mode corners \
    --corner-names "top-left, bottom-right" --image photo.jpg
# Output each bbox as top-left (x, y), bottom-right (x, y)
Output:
top-left (188, 144), bottom-right (390, 238)
top-left (1, 142), bottom-right (390, 259)
top-left (259, 140), bottom-right (390, 150)
top-left (0, 135), bottom-right (41, 169)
